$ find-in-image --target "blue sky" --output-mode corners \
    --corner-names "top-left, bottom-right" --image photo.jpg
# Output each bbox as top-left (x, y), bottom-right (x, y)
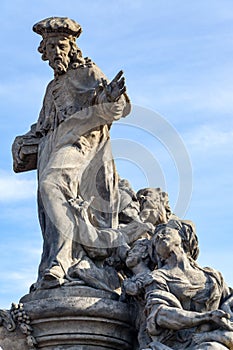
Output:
top-left (1, 0), bottom-right (233, 308)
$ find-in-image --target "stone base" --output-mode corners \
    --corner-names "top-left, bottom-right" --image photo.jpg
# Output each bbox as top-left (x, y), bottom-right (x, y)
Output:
top-left (1, 286), bottom-right (135, 350)
top-left (0, 325), bottom-right (28, 350)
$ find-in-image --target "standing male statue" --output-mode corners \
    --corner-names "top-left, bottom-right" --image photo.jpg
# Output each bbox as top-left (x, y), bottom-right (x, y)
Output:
top-left (12, 17), bottom-right (131, 286)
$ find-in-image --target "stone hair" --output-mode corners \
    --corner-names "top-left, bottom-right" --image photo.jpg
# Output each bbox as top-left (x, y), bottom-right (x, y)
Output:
top-left (153, 220), bottom-right (199, 261)
top-left (137, 187), bottom-right (172, 221)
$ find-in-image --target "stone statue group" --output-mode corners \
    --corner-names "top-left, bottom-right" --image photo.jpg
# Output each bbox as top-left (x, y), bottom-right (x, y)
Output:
top-left (12, 17), bottom-right (233, 350)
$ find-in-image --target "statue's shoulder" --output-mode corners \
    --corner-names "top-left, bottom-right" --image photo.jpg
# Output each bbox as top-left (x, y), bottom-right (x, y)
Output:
top-left (203, 266), bottom-right (224, 285)
top-left (83, 57), bottom-right (96, 68)
top-left (72, 57), bottom-right (108, 81)
top-left (44, 79), bottom-right (55, 95)
top-left (71, 57), bottom-right (98, 71)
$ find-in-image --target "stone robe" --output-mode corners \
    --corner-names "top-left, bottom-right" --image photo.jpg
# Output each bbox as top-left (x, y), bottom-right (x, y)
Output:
top-left (32, 60), bottom-right (130, 280)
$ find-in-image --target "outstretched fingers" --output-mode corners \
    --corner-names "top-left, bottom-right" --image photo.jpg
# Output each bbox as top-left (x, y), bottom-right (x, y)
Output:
top-left (112, 70), bottom-right (124, 83)
top-left (101, 70), bottom-right (127, 102)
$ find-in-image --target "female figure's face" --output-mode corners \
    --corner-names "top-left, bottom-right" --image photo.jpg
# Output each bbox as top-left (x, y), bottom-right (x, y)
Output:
top-left (154, 228), bottom-right (182, 260)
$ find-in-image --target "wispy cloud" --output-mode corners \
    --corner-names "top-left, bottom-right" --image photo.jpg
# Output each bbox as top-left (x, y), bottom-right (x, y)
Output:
top-left (0, 77), bottom-right (47, 104)
top-left (0, 244), bottom-right (41, 307)
top-left (0, 171), bottom-right (36, 201)
top-left (129, 65), bottom-right (233, 118)
top-left (0, 270), bottom-right (36, 283)
top-left (1, 241), bottom-right (41, 259)
top-left (184, 125), bottom-right (233, 152)
top-left (0, 269), bottom-right (37, 308)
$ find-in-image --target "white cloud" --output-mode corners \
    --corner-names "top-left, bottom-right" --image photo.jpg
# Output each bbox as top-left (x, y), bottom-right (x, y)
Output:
top-left (0, 171), bottom-right (36, 201)
top-left (1, 242), bottom-right (41, 259)
top-left (129, 68), bottom-right (233, 117)
top-left (0, 270), bottom-right (36, 307)
top-left (184, 125), bottom-right (233, 152)
top-left (0, 271), bottom-right (34, 282)
top-left (0, 77), bottom-right (47, 104)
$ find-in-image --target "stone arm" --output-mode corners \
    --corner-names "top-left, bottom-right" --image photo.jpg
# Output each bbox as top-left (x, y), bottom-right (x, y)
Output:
top-left (69, 196), bottom-right (154, 249)
top-left (12, 84), bottom-right (49, 174)
top-left (12, 123), bottom-right (41, 173)
top-left (144, 277), bottom-right (233, 341)
top-left (150, 306), bottom-right (232, 332)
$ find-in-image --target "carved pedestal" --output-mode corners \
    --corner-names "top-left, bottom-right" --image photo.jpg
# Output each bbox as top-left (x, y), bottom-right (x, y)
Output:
top-left (1, 286), bottom-right (135, 350)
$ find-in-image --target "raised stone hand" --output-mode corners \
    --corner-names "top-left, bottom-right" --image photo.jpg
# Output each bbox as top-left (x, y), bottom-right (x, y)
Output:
top-left (101, 70), bottom-right (126, 102)
top-left (69, 196), bottom-right (94, 220)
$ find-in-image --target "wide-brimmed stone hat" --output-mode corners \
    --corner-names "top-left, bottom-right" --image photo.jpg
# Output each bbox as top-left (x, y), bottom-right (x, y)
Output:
top-left (33, 17), bottom-right (82, 38)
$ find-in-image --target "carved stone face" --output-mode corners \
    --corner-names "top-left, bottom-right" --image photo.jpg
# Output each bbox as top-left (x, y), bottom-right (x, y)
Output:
top-left (45, 35), bottom-right (71, 75)
top-left (126, 241), bottom-right (148, 268)
top-left (138, 190), bottom-right (167, 226)
top-left (154, 228), bottom-right (181, 260)
top-left (138, 189), bottom-right (160, 210)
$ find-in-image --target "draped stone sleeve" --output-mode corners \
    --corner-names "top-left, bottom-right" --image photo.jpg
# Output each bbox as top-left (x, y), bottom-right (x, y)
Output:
top-left (144, 271), bottom-right (183, 337)
top-left (203, 267), bottom-right (232, 307)
top-left (145, 291), bottom-right (183, 336)
top-left (95, 88), bottom-right (131, 122)
top-left (12, 123), bottom-right (41, 173)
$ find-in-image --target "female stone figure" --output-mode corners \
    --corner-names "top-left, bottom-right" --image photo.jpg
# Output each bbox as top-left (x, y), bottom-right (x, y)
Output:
top-left (145, 224), bottom-right (233, 349)
top-left (123, 222), bottom-right (233, 349)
